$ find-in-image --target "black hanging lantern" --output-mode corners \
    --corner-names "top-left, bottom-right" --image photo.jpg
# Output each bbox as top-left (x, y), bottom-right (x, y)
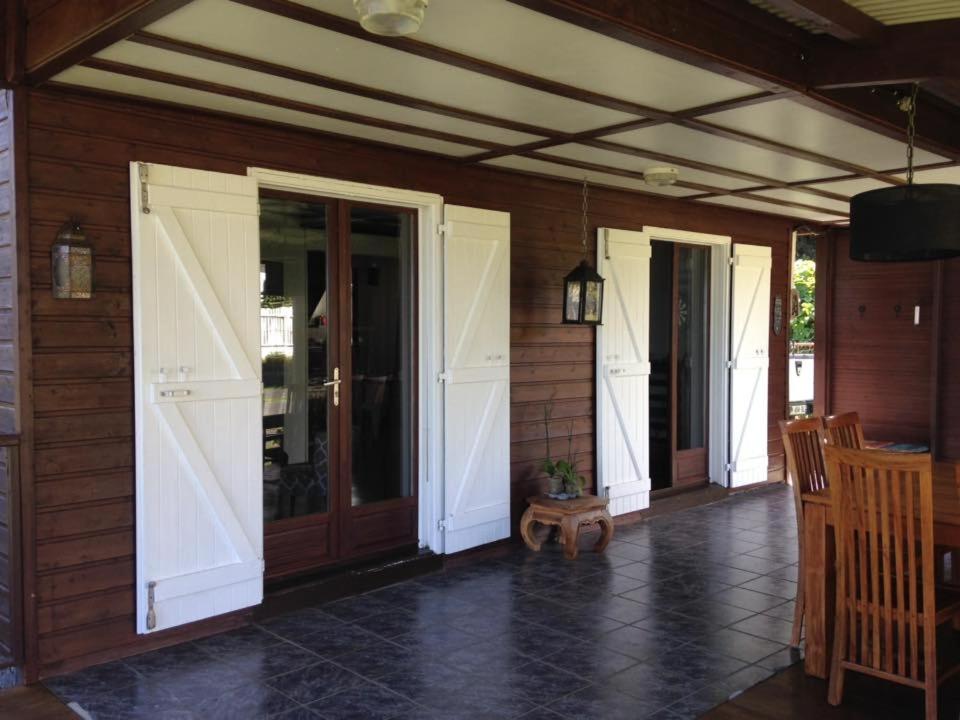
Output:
top-left (563, 180), bottom-right (604, 324)
top-left (850, 85), bottom-right (960, 262)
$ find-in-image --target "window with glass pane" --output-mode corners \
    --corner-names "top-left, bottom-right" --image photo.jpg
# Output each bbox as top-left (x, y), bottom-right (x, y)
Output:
top-left (349, 206), bottom-right (415, 506)
top-left (677, 245), bottom-right (710, 451)
top-left (261, 198), bottom-right (330, 521)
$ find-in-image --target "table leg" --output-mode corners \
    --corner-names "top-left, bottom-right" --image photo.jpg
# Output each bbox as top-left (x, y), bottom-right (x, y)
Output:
top-left (561, 516), bottom-right (580, 560)
top-left (520, 508), bottom-right (541, 552)
top-left (803, 502), bottom-right (835, 679)
top-left (594, 511), bottom-right (614, 553)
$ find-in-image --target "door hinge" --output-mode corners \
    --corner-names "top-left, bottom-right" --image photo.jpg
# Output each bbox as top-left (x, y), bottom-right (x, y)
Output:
top-left (138, 163), bottom-right (151, 215)
top-left (438, 371), bottom-right (451, 383)
top-left (437, 519), bottom-right (447, 532)
top-left (726, 360), bottom-right (734, 369)
top-left (146, 580), bottom-right (157, 630)
top-left (438, 223), bottom-right (452, 235)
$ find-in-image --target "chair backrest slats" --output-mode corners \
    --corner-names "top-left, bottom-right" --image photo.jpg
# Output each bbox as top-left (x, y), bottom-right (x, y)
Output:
top-left (823, 411), bottom-right (865, 449)
top-left (780, 417), bottom-right (827, 496)
top-left (824, 446), bottom-right (935, 683)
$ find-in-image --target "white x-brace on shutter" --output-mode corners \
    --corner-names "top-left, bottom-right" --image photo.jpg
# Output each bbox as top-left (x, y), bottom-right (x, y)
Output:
top-left (597, 228), bottom-right (652, 515)
top-left (729, 244), bottom-right (772, 488)
top-left (131, 162), bottom-right (263, 633)
top-left (441, 205), bottom-right (511, 553)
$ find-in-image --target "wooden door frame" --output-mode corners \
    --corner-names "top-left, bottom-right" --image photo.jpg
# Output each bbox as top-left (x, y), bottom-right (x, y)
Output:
top-left (249, 168), bottom-right (446, 553)
top-left (643, 227), bottom-right (731, 488)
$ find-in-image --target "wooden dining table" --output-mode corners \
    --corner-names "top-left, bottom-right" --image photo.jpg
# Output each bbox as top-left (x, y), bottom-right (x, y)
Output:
top-left (800, 459), bottom-right (960, 679)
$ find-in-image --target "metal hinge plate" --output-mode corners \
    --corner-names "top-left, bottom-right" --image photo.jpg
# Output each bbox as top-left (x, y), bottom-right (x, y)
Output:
top-left (146, 580), bottom-right (157, 630)
top-left (438, 223), bottom-right (452, 235)
top-left (437, 519), bottom-right (447, 532)
top-left (138, 163), bottom-right (151, 215)
top-left (438, 371), bottom-right (451, 383)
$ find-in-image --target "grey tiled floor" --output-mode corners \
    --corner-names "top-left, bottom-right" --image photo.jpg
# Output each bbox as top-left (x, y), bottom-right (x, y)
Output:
top-left (46, 484), bottom-right (803, 719)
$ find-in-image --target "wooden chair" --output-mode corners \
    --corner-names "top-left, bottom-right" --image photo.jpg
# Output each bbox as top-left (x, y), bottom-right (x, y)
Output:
top-left (779, 417), bottom-right (827, 647)
top-left (822, 411), bottom-right (865, 449)
top-left (824, 446), bottom-right (960, 720)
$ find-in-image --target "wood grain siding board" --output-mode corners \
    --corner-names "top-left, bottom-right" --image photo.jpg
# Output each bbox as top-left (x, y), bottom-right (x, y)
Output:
top-left (825, 231), bottom-right (937, 446)
top-left (942, 258), bottom-right (960, 460)
top-left (21, 84), bottom-right (793, 677)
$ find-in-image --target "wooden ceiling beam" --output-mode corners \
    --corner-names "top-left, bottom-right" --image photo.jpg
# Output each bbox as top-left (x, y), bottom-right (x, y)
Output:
top-left (80, 58), bottom-right (508, 152)
top-left (230, 0), bottom-right (670, 120)
top-left (130, 32), bottom-right (559, 140)
top-left (808, 20), bottom-right (960, 88)
top-left (24, 0), bottom-right (194, 84)
top-left (506, 0), bottom-right (960, 162)
top-left (759, 0), bottom-right (885, 45)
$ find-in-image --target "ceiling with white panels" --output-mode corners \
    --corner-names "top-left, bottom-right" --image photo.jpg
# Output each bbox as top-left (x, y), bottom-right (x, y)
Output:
top-left (48, 0), bottom-right (959, 225)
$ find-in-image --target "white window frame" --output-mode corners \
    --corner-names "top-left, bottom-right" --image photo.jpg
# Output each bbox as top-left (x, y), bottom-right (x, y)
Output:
top-left (642, 226), bottom-right (732, 488)
top-left (247, 168), bottom-right (445, 552)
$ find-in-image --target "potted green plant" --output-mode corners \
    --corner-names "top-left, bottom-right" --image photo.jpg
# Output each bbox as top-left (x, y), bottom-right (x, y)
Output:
top-left (541, 400), bottom-right (586, 499)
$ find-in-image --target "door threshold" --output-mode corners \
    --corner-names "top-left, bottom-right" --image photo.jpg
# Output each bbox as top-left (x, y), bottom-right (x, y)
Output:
top-left (257, 548), bottom-right (441, 621)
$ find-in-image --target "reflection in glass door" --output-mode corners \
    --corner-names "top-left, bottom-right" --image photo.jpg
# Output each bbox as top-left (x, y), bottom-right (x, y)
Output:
top-left (260, 195), bottom-right (417, 579)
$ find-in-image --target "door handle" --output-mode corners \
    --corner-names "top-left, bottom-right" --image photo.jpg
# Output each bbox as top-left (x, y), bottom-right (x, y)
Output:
top-left (324, 367), bottom-right (341, 407)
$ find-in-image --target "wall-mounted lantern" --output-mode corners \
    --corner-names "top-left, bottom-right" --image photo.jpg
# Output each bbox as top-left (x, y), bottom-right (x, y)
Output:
top-left (562, 179), bottom-right (604, 325)
top-left (51, 222), bottom-right (93, 299)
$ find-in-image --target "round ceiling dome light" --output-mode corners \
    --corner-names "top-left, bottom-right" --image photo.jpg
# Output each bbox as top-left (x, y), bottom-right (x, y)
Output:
top-left (354, 0), bottom-right (429, 36)
top-left (643, 166), bottom-right (679, 187)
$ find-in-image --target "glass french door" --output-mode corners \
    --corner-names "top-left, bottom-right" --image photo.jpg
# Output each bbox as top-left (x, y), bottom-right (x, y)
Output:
top-left (260, 193), bottom-right (417, 579)
top-left (649, 241), bottom-right (710, 493)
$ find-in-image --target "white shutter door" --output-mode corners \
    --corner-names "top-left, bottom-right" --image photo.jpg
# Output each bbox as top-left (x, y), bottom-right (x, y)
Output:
top-left (729, 244), bottom-right (772, 488)
top-left (442, 205), bottom-right (510, 553)
top-left (131, 162), bottom-right (262, 633)
top-left (597, 229), bottom-right (651, 516)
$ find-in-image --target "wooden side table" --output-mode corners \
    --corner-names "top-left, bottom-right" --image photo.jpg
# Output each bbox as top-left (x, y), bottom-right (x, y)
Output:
top-left (520, 494), bottom-right (614, 560)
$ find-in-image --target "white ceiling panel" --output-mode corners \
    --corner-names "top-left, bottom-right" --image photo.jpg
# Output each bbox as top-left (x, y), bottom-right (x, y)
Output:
top-left (803, 177), bottom-right (889, 197)
top-left (701, 98), bottom-right (947, 170)
top-left (607, 123), bottom-right (843, 183)
top-left (895, 166), bottom-right (960, 184)
top-left (303, 0), bottom-right (762, 111)
top-left (482, 155), bottom-right (698, 197)
top-left (699, 195), bottom-right (847, 223)
top-left (145, 0), bottom-right (637, 133)
top-left (96, 41), bottom-right (545, 147)
top-left (54, 66), bottom-right (486, 157)
top-left (747, 188), bottom-right (850, 214)
top-left (541, 144), bottom-right (755, 191)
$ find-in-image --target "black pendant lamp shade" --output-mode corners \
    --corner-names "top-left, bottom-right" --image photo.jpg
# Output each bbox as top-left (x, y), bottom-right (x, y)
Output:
top-left (850, 184), bottom-right (960, 262)
top-left (563, 259), bottom-right (604, 325)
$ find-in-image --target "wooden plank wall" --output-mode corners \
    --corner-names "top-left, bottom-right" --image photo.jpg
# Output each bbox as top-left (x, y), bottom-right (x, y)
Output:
top-left (22, 85), bottom-right (793, 678)
top-left (0, 91), bottom-right (16, 669)
top-left (824, 231), bottom-right (960, 454)
top-left (938, 260), bottom-right (960, 459)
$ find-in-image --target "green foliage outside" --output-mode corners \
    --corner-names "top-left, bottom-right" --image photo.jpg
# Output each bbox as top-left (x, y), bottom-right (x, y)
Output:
top-left (791, 258), bottom-right (816, 344)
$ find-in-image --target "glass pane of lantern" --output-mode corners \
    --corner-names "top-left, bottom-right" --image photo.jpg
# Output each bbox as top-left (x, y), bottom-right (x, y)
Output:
top-left (565, 282), bottom-right (582, 322)
top-left (583, 281), bottom-right (601, 323)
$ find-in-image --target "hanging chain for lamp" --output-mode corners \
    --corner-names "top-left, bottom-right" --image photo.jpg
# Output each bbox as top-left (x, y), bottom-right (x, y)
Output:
top-left (580, 177), bottom-right (589, 259)
top-left (899, 82), bottom-right (920, 185)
